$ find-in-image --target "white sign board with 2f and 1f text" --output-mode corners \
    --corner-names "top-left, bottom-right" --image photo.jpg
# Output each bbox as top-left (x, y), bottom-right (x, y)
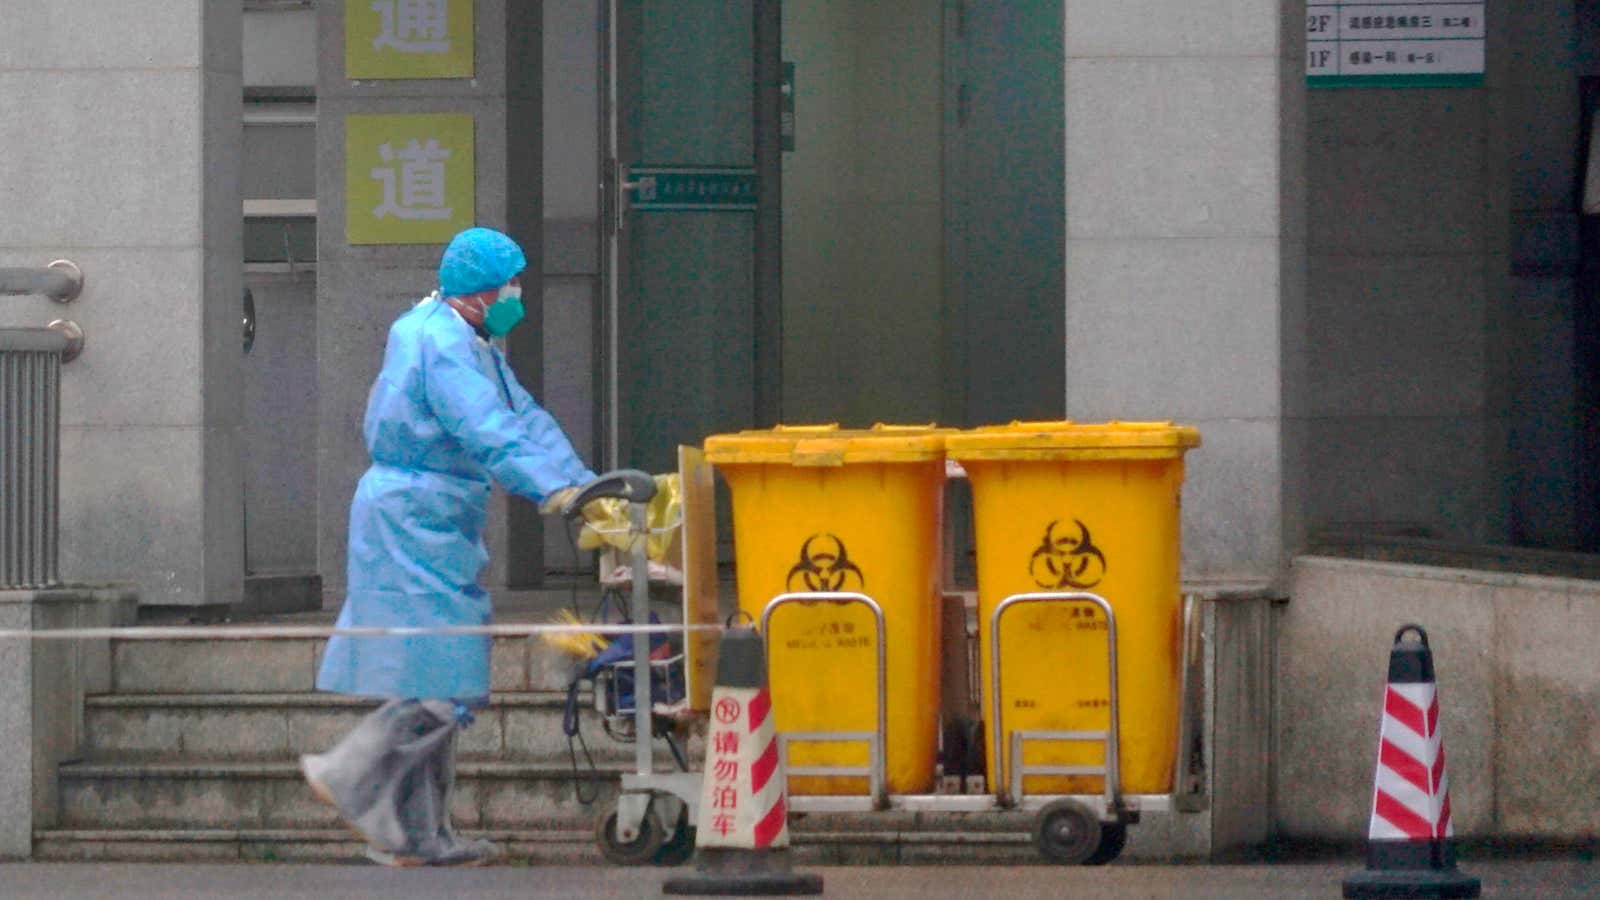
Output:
top-left (1307, 2), bottom-right (1484, 88)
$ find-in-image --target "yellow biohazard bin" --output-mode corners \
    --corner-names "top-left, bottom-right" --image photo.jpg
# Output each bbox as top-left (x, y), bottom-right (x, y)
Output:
top-left (944, 420), bottom-right (1200, 798)
top-left (703, 424), bottom-right (948, 796)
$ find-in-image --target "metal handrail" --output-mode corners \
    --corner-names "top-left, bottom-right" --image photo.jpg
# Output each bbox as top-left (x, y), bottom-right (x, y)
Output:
top-left (760, 591), bottom-right (888, 808)
top-left (0, 260), bottom-right (83, 303)
top-left (0, 327), bottom-right (69, 354)
top-left (990, 591), bottom-right (1120, 810)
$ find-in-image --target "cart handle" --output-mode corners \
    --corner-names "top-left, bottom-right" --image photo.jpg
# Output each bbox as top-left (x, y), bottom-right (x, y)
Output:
top-left (760, 591), bottom-right (889, 809)
top-left (564, 468), bottom-right (657, 518)
top-left (990, 591), bottom-right (1120, 812)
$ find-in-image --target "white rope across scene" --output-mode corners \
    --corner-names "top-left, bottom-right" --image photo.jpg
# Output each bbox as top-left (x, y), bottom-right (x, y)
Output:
top-left (0, 622), bottom-right (722, 641)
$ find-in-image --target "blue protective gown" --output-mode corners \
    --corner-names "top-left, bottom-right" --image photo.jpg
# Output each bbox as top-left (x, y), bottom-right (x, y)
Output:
top-left (317, 297), bottom-right (596, 702)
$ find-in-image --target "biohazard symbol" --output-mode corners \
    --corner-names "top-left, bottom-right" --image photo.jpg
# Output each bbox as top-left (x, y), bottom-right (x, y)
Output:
top-left (785, 534), bottom-right (865, 592)
top-left (1029, 519), bottom-right (1107, 589)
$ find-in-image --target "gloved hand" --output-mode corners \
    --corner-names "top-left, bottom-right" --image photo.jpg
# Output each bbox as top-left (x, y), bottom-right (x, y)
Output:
top-left (574, 473), bottom-right (681, 562)
top-left (538, 485), bottom-right (580, 516)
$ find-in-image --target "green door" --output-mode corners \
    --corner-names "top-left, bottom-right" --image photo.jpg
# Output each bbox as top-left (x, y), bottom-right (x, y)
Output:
top-left (603, 0), bottom-right (781, 475)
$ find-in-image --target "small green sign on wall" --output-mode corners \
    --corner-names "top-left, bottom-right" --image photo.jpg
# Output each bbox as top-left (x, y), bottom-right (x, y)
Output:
top-left (346, 113), bottom-right (475, 245)
top-left (346, 0), bottom-right (474, 80)
top-left (629, 168), bottom-right (758, 212)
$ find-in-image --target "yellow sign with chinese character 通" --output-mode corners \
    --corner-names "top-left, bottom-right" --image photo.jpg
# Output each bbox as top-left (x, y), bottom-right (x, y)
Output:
top-left (345, 113), bottom-right (474, 245)
top-left (346, 0), bottom-right (474, 80)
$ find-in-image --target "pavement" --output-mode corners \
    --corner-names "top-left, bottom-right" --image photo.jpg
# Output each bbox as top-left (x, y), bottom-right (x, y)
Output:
top-left (0, 859), bottom-right (1596, 899)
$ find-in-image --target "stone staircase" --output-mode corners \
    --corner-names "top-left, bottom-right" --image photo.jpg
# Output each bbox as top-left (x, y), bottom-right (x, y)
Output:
top-left (33, 624), bottom-right (1042, 864)
top-left (34, 633), bottom-right (635, 863)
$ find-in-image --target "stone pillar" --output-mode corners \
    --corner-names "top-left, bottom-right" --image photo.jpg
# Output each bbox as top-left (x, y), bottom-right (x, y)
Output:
top-left (0, 599), bottom-right (26, 857)
top-left (0, 3), bottom-right (244, 609)
top-left (1061, 1), bottom-right (1304, 858)
top-left (0, 588), bottom-right (137, 858)
top-left (1062, 1), bottom-right (1306, 586)
top-left (317, 2), bottom-right (544, 599)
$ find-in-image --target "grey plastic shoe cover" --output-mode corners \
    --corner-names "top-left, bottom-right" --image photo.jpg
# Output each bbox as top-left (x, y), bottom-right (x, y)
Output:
top-left (302, 698), bottom-right (501, 865)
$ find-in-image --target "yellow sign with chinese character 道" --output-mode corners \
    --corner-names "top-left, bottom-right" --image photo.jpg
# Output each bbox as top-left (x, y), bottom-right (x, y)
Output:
top-left (345, 113), bottom-right (475, 245)
top-left (346, 0), bottom-right (474, 80)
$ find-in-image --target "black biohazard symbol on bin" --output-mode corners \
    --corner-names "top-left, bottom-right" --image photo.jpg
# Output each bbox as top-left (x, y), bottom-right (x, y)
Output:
top-left (786, 534), bottom-right (865, 592)
top-left (1029, 519), bottom-right (1107, 589)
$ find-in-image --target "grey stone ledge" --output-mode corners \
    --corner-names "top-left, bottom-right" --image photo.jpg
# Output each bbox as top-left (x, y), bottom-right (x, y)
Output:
top-left (1180, 577), bottom-right (1282, 601)
top-left (0, 585), bottom-right (139, 606)
top-left (1297, 554), bottom-right (1600, 596)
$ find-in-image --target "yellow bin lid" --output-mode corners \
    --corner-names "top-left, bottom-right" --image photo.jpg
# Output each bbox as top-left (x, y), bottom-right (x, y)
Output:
top-left (703, 423), bottom-right (950, 467)
top-left (944, 420), bottom-right (1201, 462)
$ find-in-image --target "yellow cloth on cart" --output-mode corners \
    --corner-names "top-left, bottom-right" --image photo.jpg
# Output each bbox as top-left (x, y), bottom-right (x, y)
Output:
top-left (538, 608), bottom-right (611, 660)
top-left (575, 473), bottom-right (681, 563)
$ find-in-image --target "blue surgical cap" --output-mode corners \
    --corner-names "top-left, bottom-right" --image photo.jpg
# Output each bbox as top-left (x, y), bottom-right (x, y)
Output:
top-left (438, 227), bottom-right (527, 297)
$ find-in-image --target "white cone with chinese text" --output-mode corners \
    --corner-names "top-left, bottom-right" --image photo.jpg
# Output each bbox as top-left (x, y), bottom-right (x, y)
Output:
top-left (1343, 624), bottom-right (1479, 899)
top-left (664, 626), bottom-right (822, 896)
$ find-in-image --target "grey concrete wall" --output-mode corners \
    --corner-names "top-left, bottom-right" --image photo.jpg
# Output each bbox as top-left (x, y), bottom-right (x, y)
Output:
top-left (540, 0), bottom-right (601, 571)
top-left (1062, 0), bottom-right (1305, 584)
top-left (316, 2), bottom-right (557, 596)
top-left (781, 0), bottom-right (945, 427)
top-left (242, 272), bottom-right (319, 574)
top-left (0, 601), bottom-right (28, 857)
top-left (0, 1), bottom-right (244, 607)
top-left (539, 277), bottom-right (598, 573)
top-left (1279, 556), bottom-right (1600, 842)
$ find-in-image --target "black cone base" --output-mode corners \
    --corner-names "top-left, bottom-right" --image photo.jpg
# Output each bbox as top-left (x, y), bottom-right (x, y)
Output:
top-left (663, 872), bottom-right (824, 896)
top-left (1343, 867), bottom-right (1481, 899)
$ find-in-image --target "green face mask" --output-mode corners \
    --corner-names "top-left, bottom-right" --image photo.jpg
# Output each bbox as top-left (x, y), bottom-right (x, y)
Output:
top-left (484, 285), bottom-right (525, 337)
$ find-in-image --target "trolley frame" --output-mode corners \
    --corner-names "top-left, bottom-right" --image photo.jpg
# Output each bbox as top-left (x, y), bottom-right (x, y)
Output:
top-left (605, 499), bottom-right (700, 846)
top-left (760, 589), bottom-right (1208, 825)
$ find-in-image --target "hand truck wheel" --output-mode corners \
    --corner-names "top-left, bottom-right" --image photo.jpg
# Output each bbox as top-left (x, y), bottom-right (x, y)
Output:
top-left (1033, 798), bottom-right (1103, 865)
top-left (596, 805), bottom-right (666, 865)
top-left (651, 807), bottom-right (697, 867)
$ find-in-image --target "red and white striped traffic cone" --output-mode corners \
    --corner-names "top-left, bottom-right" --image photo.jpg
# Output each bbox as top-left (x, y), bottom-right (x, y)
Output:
top-left (1343, 624), bottom-right (1479, 899)
top-left (663, 626), bottom-right (822, 896)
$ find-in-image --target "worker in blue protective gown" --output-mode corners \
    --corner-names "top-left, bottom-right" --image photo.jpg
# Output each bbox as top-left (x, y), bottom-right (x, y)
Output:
top-left (302, 227), bottom-right (595, 867)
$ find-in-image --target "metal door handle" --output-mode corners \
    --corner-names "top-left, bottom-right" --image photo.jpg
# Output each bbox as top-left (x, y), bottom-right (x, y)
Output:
top-left (609, 162), bottom-right (660, 233)
top-left (242, 288), bottom-right (257, 355)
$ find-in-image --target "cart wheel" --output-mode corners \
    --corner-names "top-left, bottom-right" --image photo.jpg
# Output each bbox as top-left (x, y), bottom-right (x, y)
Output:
top-left (596, 807), bottom-right (665, 865)
top-left (1034, 799), bottom-right (1103, 865)
top-left (651, 809), bottom-right (696, 867)
top-left (1083, 822), bottom-right (1127, 865)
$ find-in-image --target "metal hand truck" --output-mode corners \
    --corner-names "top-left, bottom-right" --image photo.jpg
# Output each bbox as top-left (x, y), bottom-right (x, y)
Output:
top-left (760, 588), bottom-right (1208, 865)
top-left (559, 469), bottom-right (702, 866)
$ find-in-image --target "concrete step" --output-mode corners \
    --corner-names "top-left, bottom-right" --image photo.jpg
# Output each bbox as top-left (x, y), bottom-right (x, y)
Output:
top-left (56, 760), bottom-right (628, 831)
top-left (33, 825), bottom-right (1039, 866)
top-left (81, 692), bottom-right (635, 763)
top-left (31, 828), bottom-right (600, 865)
top-left (55, 758), bottom-right (1044, 841)
top-left (111, 635), bottom-right (578, 694)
